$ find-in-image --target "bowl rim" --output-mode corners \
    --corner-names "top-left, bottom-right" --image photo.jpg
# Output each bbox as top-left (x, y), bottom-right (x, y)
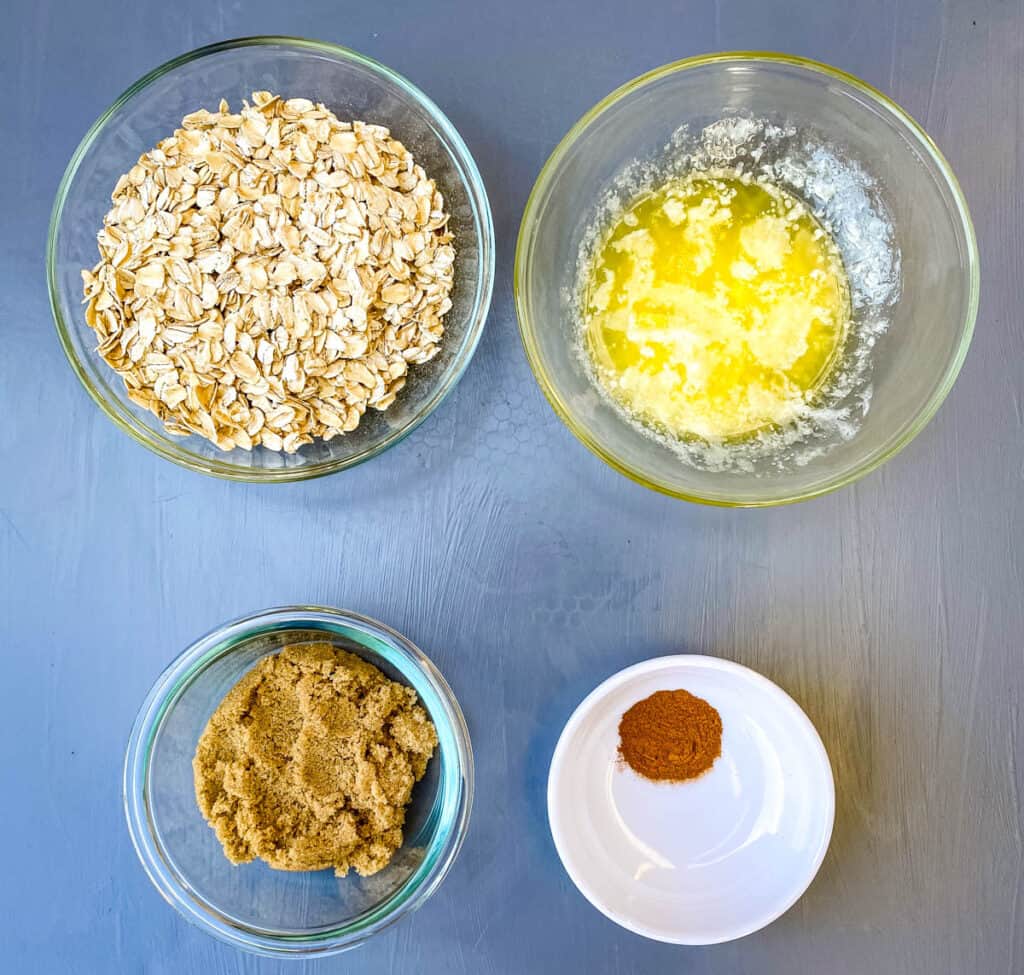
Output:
top-left (48, 35), bottom-right (495, 482)
top-left (122, 605), bottom-right (474, 957)
top-left (546, 653), bottom-right (835, 943)
top-left (514, 51), bottom-right (981, 507)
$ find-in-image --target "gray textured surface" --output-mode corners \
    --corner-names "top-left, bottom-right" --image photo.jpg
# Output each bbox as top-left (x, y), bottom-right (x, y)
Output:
top-left (2, 2), bottom-right (1022, 973)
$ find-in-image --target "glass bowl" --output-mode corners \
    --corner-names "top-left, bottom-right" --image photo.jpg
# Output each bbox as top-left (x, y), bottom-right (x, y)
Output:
top-left (49, 37), bottom-right (494, 481)
top-left (515, 53), bottom-right (979, 506)
top-left (123, 606), bottom-right (473, 957)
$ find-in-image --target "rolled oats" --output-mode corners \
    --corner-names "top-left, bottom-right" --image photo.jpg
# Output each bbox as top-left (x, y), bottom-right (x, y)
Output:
top-left (81, 92), bottom-right (455, 453)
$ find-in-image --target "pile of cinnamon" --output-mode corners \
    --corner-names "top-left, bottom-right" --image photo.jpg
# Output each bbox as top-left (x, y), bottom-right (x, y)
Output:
top-left (618, 688), bottom-right (722, 782)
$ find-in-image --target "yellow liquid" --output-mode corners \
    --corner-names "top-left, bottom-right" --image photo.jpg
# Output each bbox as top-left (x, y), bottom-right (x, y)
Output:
top-left (584, 172), bottom-right (850, 441)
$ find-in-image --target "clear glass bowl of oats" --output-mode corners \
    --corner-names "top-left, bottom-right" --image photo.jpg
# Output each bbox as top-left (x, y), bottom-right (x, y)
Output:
top-left (515, 53), bottom-right (979, 505)
top-left (124, 606), bottom-right (473, 957)
top-left (48, 37), bottom-right (494, 480)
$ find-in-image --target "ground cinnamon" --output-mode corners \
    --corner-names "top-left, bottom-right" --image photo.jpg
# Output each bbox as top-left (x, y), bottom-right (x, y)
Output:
top-left (618, 689), bottom-right (722, 782)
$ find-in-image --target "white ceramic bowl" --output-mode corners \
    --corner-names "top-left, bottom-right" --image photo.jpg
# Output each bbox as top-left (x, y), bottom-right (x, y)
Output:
top-left (547, 655), bottom-right (834, 944)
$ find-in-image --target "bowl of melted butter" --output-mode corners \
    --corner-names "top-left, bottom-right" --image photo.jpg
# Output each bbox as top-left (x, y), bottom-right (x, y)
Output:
top-left (515, 53), bottom-right (978, 505)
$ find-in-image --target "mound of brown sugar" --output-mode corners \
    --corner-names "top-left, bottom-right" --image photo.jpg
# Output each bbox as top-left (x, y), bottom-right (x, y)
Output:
top-left (193, 642), bottom-right (438, 877)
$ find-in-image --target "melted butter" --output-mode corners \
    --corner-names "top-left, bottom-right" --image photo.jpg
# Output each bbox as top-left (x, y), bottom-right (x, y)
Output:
top-left (584, 172), bottom-right (851, 441)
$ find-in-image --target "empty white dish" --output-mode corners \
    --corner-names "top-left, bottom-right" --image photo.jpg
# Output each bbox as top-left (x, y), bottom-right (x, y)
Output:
top-left (547, 655), bottom-right (834, 944)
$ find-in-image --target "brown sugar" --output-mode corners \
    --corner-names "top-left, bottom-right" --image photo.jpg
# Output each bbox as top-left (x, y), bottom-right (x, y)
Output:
top-left (618, 688), bottom-right (722, 782)
top-left (193, 642), bottom-right (438, 877)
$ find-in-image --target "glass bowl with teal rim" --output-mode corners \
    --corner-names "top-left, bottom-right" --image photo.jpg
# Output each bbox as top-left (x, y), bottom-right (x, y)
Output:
top-left (515, 53), bottom-right (979, 506)
top-left (48, 37), bottom-right (494, 481)
top-left (123, 606), bottom-right (473, 957)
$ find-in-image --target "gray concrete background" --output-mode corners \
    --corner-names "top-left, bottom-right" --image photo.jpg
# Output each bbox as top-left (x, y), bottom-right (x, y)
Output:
top-left (2, 1), bottom-right (1022, 972)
